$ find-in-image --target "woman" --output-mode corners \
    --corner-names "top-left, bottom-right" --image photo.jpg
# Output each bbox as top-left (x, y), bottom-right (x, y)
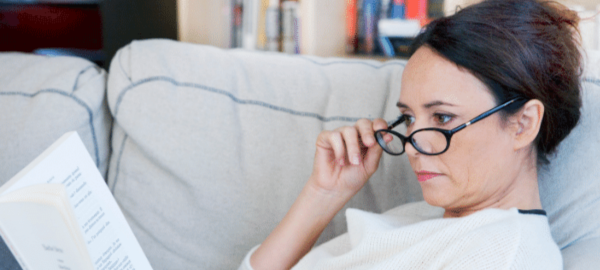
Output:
top-left (240, 0), bottom-right (582, 269)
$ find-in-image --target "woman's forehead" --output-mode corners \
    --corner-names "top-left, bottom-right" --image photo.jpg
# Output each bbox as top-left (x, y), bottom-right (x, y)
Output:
top-left (399, 47), bottom-right (495, 110)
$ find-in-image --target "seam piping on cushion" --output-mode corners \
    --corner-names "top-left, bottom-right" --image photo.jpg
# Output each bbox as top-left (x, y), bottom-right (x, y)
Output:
top-left (583, 77), bottom-right (600, 87)
top-left (113, 76), bottom-right (367, 122)
top-left (0, 89), bottom-right (100, 167)
top-left (111, 134), bottom-right (128, 194)
top-left (72, 65), bottom-right (101, 93)
top-left (118, 48), bottom-right (133, 84)
top-left (232, 49), bottom-right (406, 69)
top-left (560, 230), bottom-right (600, 251)
top-left (296, 56), bottom-right (407, 69)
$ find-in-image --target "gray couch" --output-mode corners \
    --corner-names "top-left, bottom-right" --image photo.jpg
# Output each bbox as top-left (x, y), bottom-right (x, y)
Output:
top-left (1, 39), bottom-right (599, 269)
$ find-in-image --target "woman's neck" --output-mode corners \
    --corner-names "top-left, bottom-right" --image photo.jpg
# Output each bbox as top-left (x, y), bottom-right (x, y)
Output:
top-left (443, 163), bottom-right (542, 218)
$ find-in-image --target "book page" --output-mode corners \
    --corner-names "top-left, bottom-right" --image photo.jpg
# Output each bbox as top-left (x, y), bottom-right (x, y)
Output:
top-left (0, 184), bottom-right (94, 269)
top-left (0, 202), bottom-right (93, 270)
top-left (0, 132), bottom-right (153, 270)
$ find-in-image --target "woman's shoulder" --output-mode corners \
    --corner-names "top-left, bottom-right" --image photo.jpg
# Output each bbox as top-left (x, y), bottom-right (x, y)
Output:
top-left (508, 209), bottom-right (563, 269)
top-left (452, 207), bottom-right (562, 269)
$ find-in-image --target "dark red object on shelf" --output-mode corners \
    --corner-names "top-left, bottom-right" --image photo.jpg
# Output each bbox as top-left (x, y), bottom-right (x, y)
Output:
top-left (0, 4), bottom-right (102, 52)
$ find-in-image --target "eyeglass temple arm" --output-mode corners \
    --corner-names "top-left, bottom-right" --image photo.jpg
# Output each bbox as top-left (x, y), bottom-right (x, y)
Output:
top-left (387, 116), bottom-right (406, 129)
top-left (451, 98), bottom-right (523, 133)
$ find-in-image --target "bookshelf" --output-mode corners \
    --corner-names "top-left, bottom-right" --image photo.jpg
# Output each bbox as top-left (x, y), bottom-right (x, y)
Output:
top-left (177, 0), bottom-right (348, 57)
top-left (176, 0), bottom-right (600, 60)
top-left (174, 0), bottom-right (435, 58)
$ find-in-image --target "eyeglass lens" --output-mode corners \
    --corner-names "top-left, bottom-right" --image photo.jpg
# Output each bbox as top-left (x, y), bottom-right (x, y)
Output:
top-left (376, 129), bottom-right (448, 155)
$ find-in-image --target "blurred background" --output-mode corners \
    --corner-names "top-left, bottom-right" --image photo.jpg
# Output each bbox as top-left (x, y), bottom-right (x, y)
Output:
top-left (0, 0), bottom-right (178, 68)
top-left (0, 0), bottom-right (598, 68)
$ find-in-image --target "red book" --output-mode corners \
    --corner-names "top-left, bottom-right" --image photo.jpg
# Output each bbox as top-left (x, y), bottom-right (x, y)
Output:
top-left (405, 0), bottom-right (427, 23)
top-left (346, 0), bottom-right (358, 53)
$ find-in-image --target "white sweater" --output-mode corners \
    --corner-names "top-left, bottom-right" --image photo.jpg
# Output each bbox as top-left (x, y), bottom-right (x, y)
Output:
top-left (239, 201), bottom-right (562, 270)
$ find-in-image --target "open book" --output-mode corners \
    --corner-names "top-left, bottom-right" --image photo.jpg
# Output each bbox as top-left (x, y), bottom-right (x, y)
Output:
top-left (0, 132), bottom-right (153, 270)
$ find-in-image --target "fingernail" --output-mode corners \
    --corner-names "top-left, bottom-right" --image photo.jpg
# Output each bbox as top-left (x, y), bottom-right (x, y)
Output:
top-left (351, 155), bottom-right (360, 165)
top-left (338, 159), bottom-right (345, 166)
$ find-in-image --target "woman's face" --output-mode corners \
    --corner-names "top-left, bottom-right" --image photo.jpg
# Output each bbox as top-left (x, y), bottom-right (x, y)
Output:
top-left (400, 47), bottom-right (522, 213)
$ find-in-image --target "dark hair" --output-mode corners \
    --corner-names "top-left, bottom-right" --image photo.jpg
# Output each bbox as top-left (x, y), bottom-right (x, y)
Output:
top-left (410, 0), bottom-right (583, 165)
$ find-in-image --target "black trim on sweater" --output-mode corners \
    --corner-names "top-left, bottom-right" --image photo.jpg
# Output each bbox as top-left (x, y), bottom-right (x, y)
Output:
top-left (518, 209), bottom-right (547, 216)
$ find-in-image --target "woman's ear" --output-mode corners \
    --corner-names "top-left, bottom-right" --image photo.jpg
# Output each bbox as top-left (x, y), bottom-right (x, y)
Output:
top-left (512, 99), bottom-right (544, 151)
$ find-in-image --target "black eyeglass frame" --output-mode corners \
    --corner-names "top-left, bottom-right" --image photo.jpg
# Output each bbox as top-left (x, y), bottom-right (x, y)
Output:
top-left (375, 97), bottom-right (527, 156)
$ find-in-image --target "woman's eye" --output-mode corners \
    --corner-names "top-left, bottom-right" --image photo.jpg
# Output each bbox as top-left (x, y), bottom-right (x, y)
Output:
top-left (402, 115), bottom-right (415, 126)
top-left (434, 114), bottom-right (453, 125)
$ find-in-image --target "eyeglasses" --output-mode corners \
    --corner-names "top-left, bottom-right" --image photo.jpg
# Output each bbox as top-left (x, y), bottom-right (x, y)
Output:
top-left (375, 97), bottom-right (526, 156)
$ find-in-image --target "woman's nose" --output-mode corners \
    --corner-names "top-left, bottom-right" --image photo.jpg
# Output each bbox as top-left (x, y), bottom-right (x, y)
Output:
top-left (404, 139), bottom-right (420, 156)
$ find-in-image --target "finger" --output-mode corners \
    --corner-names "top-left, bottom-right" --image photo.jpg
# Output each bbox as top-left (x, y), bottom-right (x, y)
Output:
top-left (374, 131), bottom-right (394, 144)
top-left (363, 119), bottom-right (388, 173)
top-left (341, 127), bottom-right (362, 166)
top-left (322, 131), bottom-right (347, 166)
top-left (372, 118), bottom-right (394, 146)
top-left (356, 119), bottom-right (375, 147)
top-left (384, 133), bottom-right (393, 143)
top-left (363, 138), bottom-right (384, 173)
top-left (372, 118), bottom-right (388, 131)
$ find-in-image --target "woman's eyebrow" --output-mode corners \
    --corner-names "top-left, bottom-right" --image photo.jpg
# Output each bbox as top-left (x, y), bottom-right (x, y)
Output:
top-left (396, 100), bottom-right (457, 109)
top-left (396, 102), bottom-right (409, 109)
top-left (423, 101), bottom-right (456, 108)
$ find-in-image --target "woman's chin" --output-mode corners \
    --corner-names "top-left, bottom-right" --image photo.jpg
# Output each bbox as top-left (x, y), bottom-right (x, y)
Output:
top-left (423, 194), bottom-right (446, 208)
top-left (420, 184), bottom-right (454, 209)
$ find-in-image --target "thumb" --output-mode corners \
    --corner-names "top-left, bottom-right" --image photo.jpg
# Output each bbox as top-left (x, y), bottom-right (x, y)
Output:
top-left (362, 143), bottom-right (384, 175)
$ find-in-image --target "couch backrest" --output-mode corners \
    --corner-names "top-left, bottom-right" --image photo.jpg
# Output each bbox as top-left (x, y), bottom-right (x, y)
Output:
top-left (107, 39), bottom-right (600, 269)
top-left (538, 50), bottom-right (600, 269)
top-left (0, 53), bottom-right (112, 269)
top-left (107, 39), bottom-right (419, 269)
top-left (0, 53), bottom-right (111, 183)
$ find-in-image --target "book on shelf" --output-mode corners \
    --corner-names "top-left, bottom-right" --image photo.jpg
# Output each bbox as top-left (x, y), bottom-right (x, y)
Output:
top-left (265, 0), bottom-right (281, 51)
top-left (232, 0), bottom-right (244, 48)
top-left (346, 0), bottom-right (358, 54)
top-left (256, 0), bottom-right (270, 50)
top-left (356, 0), bottom-right (365, 54)
top-left (390, 0), bottom-right (406, 19)
top-left (239, 0), bottom-right (299, 52)
top-left (360, 0), bottom-right (381, 54)
top-left (406, 0), bottom-right (428, 23)
top-left (427, 0), bottom-right (444, 19)
top-left (347, 0), bottom-right (445, 57)
top-left (0, 132), bottom-right (153, 270)
top-left (242, 0), bottom-right (260, 50)
top-left (221, 0), bottom-right (447, 57)
top-left (380, 0), bottom-right (391, 19)
top-left (281, 0), bottom-right (300, 54)
top-left (378, 18), bottom-right (420, 57)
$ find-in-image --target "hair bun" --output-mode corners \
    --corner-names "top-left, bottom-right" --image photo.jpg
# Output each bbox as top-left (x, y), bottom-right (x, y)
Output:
top-left (546, 1), bottom-right (580, 28)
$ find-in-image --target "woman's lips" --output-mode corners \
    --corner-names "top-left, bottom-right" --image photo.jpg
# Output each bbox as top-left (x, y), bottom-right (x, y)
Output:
top-left (416, 171), bottom-right (443, 182)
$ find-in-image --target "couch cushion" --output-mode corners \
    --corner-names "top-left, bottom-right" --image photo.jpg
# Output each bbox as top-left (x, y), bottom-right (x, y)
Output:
top-left (107, 38), bottom-right (600, 269)
top-left (538, 50), bottom-right (600, 269)
top-left (0, 53), bottom-right (111, 183)
top-left (106, 39), bottom-right (417, 269)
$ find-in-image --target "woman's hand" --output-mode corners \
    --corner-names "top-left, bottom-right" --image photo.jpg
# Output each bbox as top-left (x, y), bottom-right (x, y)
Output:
top-left (249, 118), bottom-right (390, 270)
top-left (308, 118), bottom-right (389, 199)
